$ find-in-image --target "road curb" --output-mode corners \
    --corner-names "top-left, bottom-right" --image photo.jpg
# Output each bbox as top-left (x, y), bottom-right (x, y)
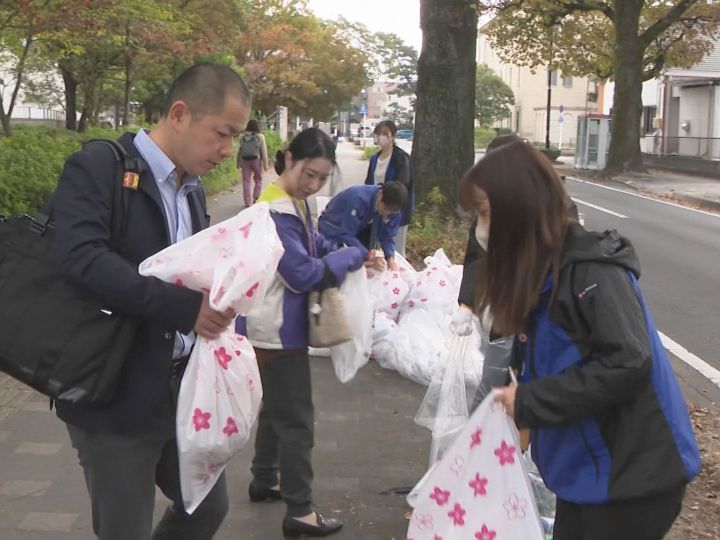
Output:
top-left (666, 193), bottom-right (720, 213)
top-left (569, 176), bottom-right (720, 214)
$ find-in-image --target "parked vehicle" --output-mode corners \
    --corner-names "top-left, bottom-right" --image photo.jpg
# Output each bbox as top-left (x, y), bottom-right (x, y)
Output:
top-left (396, 129), bottom-right (414, 140)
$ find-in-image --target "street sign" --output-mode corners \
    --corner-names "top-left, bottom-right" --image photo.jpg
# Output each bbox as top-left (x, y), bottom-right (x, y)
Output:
top-left (358, 104), bottom-right (368, 115)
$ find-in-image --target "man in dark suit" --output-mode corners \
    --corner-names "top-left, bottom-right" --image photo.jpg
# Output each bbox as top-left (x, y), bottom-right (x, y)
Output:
top-left (51, 63), bottom-right (251, 539)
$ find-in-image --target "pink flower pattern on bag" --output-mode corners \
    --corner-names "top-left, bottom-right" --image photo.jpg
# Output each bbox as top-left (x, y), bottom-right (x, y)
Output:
top-left (429, 487), bottom-right (451, 506)
top-left (214, 347), bottom-right (232, 370)
top-left (494, 440), bottom-right (516, 466)
top-left (245, 282), bottom-right (259, 297)
top-left (211, 227), bottom-right (227, 241)
top-left (475, 525), bottom-right (497, 540)
top-left (469, 473), bottom-right (488, 497)
top-left (447, 503), bottom-right (466, 526)
top-left (413, 513), bottom-right (434, 530)
top-left (192, 408), bottom-right (211, 431)
top-left (470, 428), bottom-right (482, 449)
top-left (503, 493), bottom-right (528, 520)
top-left (222, 417), bottom-right (239, 436)
top-left (239, 221), bottom-right (252, 239)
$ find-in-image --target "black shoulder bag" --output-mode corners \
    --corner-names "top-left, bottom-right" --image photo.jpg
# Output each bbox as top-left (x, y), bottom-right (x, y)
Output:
top-left (0, 139), bottom-right (143, 406)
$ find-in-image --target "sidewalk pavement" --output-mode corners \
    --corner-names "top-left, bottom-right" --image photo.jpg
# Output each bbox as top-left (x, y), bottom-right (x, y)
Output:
top-left (0, 144), bottom-right (429, 539)
top-left (555, 157), bottom-right (720, 212)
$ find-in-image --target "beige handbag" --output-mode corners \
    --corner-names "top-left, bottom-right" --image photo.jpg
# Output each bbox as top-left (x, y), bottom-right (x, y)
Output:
top-left (292, 198), bottom-right (353, 348)
top-left (308, 281), bottom-right (353, 348)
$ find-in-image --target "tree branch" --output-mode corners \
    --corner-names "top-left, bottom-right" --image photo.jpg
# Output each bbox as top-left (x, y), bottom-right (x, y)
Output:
top-left (640, 0), bottom-right (700, 47)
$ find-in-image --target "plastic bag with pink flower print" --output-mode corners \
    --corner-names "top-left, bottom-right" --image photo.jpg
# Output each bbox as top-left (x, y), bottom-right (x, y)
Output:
top-left (366, 269), bottom-right (410, 321)
top-left (175, 333), bottom-right (262, 513)
top-left (406, 392), bottom-right (544, 540)
top-left (138, 203), bottom-right (284, 513)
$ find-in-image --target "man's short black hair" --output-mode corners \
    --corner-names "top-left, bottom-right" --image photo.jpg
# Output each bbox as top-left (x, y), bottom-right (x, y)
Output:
top-left (380, 181), bottom-right (408, 208)
top-left (162, 62), bottom-right (251, 119)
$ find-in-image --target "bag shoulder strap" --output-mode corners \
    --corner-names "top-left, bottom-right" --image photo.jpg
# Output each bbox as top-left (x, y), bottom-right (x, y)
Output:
top-left (80, 138), bottom-right (146, 251)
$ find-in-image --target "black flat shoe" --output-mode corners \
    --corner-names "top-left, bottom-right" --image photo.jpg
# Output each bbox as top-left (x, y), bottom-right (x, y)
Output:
top-left (248, 482), bottom-right (282, 503)
top-left (282, 513), bottom-right (343, 538)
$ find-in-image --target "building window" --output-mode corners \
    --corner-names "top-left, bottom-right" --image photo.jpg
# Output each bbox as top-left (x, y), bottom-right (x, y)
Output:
top-left (562, 75), bottom-right (573, 88)
top-left (642, 106), bottom-right (657, 134)
top-left (549, 69), bottom-right (558, 87)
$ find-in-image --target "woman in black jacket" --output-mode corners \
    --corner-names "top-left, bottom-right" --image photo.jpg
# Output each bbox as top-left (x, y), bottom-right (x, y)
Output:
top-left (364, 120), bottom-right (413, 256)
top-left (460, 139), bottom-right (700, 540)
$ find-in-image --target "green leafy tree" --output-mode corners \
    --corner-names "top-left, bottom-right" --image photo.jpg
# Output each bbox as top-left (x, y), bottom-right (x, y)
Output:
top-left (475, 63), bottom-right (514, 127)
top-left (478, 0), bottom-right (720, 174)
top-left (385, 102), bottom-right (414, 130)
top-left (235, 0), bottom-right (369, 119)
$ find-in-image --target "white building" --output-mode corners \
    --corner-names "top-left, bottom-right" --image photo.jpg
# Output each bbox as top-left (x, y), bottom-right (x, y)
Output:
top-left (476, 31), bottom-right (601, 149)
top-left (603, 38), bottom-right (720, 160)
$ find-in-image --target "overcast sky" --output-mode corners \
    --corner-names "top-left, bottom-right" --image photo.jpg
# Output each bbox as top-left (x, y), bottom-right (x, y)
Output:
top-left (306, 0), bottom-right (422, 52)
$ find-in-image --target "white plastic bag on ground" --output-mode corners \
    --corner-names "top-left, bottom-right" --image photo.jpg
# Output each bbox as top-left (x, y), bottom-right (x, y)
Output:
top-left (367, 269), bottom-right (410, 321)
top-left (139, 203), bottom-right (284, 513)
top-left (329, 268), bottom-right (373, 383)
top-left (407, 393), bottom-right (544, 539)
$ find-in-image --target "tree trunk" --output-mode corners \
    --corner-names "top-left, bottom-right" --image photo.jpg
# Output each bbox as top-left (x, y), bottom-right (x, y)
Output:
top-left (122, 22), bottom-right (132, 127)
top-left (605, 0), bottom-right (644, 173)
top-left (0, 105), bottom-right (10, 136)
top-left (60, 63), bottom-right (78, 131)
top-left (413, 0), bottom-right (478, 212)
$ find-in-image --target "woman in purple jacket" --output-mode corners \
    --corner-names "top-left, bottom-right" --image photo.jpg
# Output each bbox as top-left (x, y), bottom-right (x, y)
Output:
top-left (244, 128), bottom-right (364, 538)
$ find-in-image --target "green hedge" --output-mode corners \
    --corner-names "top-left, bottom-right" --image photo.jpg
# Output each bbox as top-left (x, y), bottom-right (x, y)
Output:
top-left (534, 144), bottom-right (561, 162)
top-left (474, 127), bottom-right (496, 149)
top-left (360, 145), bottom-right (379, 160)
top-left (263, 130), bottom-right (283, 162)
top-left (0, 126), bottom-right (255, 217)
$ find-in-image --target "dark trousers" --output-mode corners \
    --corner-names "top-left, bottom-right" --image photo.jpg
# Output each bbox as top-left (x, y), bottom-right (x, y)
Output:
top-left (65, 359), bottom-right (229, 539)
top-left (553, 486), bottom-right (685, 540)
top-left (251, 349), bottom-right (314, 517)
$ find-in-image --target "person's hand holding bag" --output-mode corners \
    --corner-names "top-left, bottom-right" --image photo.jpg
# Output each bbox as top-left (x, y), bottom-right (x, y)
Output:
top-left (449, 303), bottom-right (475, 336)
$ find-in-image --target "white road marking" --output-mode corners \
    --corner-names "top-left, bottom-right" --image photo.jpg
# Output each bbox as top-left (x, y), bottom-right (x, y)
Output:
top-left (660, 332), bottom-right (720, 388)
top-left (566, 176), bottom-right (720, 218)
top-left (572, 198), bottom-right (629, 218)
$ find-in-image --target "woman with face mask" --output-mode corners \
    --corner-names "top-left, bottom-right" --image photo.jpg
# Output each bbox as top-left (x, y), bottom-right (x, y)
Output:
top-left (451, 135), bottom-right (582, 408)
top-left (241, 128), bottom-right (364, 538)
top-left (462, 140), bottom-right (699, 540)
top-left (364, 120), bottom-right (413, 260)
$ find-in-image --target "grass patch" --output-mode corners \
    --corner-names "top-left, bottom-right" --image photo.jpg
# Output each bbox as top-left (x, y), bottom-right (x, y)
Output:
top-left (405, 187), bottom-right (469, 268)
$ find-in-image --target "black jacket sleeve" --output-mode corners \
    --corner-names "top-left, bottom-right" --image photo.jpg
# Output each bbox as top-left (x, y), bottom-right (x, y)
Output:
top-left (514, 262), bottom-right (652, 428)
top-left (391, 147), bottom-right (411, 188)
top-left (458, 218), bottom-right (482, 307)
top-left (51, 145), bottom-right (203, 334)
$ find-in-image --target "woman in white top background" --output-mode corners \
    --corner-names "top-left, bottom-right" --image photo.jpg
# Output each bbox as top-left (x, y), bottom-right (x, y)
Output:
top-left (363, 120), bottom-right (413, 256)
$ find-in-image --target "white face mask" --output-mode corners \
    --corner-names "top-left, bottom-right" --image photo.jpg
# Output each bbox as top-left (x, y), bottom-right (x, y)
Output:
top-left (375, 135), bottom-right (391, 148)
top-left (474, 220), bottom-right (489, 250)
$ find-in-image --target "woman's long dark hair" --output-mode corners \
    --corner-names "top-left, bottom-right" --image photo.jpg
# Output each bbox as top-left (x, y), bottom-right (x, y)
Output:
top-left (274, 127), bottom-right (336, 175)
top-left (458, 141), bottom-right (570, 335)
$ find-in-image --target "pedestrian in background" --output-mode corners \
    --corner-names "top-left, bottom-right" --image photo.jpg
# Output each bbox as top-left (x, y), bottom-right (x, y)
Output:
top-left (237, 118), bottom-right (268, 207)
top-left (459, 139), bottom-right (700, 540)
top-left (51, 62), bottom-right (250, 539)
top-left (242, 127), bottom-right (364, 538)
top-left (364, 120), bottom-right (413, 256)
